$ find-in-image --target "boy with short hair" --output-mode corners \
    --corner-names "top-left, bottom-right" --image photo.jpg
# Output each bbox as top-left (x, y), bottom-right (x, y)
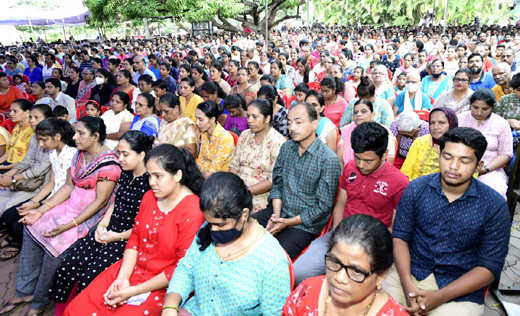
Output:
top-left (291, 83), bottom-right (309, 108)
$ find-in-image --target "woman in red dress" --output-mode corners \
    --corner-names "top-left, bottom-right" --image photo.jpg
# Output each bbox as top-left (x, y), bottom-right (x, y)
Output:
top-left (282, 215), bottom-right (409, 316)
top-left (63, 145), bottom-right (205, 316)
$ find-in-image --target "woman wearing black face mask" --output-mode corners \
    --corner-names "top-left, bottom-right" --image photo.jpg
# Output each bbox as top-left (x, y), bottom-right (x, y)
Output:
top-left (420, 58), bottom-right (453, 100)
top-left (162, 172), bottom-right (291, 316)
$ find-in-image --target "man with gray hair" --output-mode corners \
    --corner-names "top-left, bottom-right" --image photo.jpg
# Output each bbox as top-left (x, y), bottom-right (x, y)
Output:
top-left (393, 71), bottom-right (432, 116)
top-left (501, 48), bottom-right (518, 75)
top-left (492, 62), bottom-right (513, 101)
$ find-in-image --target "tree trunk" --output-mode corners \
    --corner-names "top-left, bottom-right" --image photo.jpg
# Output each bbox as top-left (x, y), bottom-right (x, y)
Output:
top-left (175, 22), bottom-right (192, 34)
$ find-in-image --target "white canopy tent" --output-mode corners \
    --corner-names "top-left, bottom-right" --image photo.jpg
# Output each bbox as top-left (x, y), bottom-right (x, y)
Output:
top-left (0, 5), bottom-right (90, 26)
top-left (0, 5), bottom-right (91, 44)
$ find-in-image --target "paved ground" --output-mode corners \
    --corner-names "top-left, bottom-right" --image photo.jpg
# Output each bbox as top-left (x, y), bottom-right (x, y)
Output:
top-left (0, 219), bottom-right (519, 316)
top-left (0, 253), bottom-right (54, 316)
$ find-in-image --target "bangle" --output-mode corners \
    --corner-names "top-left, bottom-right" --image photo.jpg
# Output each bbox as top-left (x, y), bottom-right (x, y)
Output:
top-left (30, 199), bottom-right (37, 204)
top-left (44, 201), bottom-right (54, 209)
top-left (120, 232), bottom-right (124, 241)
top-left (98, 223), bottom-right (108, 229)
top-left (161, 306), bottom-right (179, 311)
top-left (72, 217), bottom-right (79, 227)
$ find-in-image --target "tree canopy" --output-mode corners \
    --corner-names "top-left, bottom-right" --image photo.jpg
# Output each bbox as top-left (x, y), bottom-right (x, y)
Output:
top-left (314, 0), bottom-right (511, 27)
top-left (83, 0), bottom-right (305, 34)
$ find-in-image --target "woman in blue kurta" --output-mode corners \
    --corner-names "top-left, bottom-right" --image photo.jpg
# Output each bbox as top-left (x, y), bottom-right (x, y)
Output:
top-left (162, 172), bottom-right (290, 316)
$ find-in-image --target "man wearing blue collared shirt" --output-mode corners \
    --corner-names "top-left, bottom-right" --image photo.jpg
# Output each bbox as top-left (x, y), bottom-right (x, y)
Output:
top-left (469, 53), bottom-right (496, 91)
top-left (383, 127), bottom-right (510, 316)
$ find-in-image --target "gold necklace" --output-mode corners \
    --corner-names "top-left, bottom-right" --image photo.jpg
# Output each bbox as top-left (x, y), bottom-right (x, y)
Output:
top-left (85, 145), bottom-right (102, 165)
top-left (216, 220), bottom-right (262, 261)
top-left (324, 291), bottom-right (377, 316)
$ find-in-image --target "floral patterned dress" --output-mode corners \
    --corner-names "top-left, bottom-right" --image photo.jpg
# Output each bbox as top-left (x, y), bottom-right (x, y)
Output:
top-left (196, 123), bottom-right (235, 173)
top-left (6, 123), bottom-right (33, 163)
top-left (282, 276), bottom-right (410, 316)
top-left (273, 106), bottom-right (289, 138)
top-left (230, 128), bottom-right (286, 212)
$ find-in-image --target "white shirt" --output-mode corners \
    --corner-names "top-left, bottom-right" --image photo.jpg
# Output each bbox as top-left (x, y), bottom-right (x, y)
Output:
top-left (42, 64), bottom-right (56, 81)
top-left (49, 145), bottom-right (77, 196)
top-left (131, 88), bottom-right (156, 112)
top-left (50, 92), bottom-right (77, 120)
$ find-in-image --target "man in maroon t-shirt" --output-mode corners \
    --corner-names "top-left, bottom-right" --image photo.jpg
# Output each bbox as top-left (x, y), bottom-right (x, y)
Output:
top-left (293, 122), bottom-right (409, 285)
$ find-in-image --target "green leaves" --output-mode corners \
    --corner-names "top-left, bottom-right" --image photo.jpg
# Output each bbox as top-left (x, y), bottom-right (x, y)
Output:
top-left (314, 0), bottom-right (509, 26)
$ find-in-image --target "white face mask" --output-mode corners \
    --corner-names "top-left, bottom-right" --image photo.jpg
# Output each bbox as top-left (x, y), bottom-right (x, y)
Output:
top-left (406, 83), bottom-right (419, 93)
top-left (95, 77), bottom-right (105, 85)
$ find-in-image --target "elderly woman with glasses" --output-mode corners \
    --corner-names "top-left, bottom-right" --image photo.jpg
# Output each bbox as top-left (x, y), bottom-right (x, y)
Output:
top-left (372, 64), bottom-right (396, 106)
top-left (282, 214), bottom-right (408, 316)
top-left (433, 69), bottom-right (474, 114)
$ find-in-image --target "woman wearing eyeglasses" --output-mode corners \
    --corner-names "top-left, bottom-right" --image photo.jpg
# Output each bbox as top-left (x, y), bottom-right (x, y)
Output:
top-left (282, 214), bottom-right (408, 316)
top-left (433, 69), bottom-right (474, 114)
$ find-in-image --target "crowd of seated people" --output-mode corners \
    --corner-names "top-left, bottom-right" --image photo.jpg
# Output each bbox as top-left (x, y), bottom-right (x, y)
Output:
top-left (0, 19), bottom-right (518, 315)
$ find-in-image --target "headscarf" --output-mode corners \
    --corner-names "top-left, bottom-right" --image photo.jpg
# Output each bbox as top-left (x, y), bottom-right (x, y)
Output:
top-left (16, 53), bottom-right (28, 68)
top-left (429, 107), bottom-right (458, 144)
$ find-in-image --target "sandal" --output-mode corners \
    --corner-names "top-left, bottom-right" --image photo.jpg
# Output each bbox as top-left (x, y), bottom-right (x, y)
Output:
top-left (0, 228), bottom-right (8, 239)
top-left (24, 303), bottom-right (50, 316)
top-left (0, 236), bottom-right (12, 249)
top-left (0, 299), bottom-right (29, 314)
top-left (0, 244), bottom-right (21, 261)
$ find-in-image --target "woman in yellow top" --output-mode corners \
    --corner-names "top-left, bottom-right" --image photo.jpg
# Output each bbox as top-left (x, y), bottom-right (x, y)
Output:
top-left (179, 78), bottom-right (204, 124)
top-left (195, 100), bottom-right (235, 178)
top-left (0, 127), bottom-right (10, 157)
top-left (0, 99), bottom-right (34, 172)
top-left (401, 107), bottom-right (458, 181)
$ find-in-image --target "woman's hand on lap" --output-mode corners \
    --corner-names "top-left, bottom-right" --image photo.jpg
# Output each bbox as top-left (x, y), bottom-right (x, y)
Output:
top-left (18, 210), bottom-right (43, 225)
top-left (41, 224), bottom-right (70, 237)
top-left (95, 225), bottom-right (108, 243)
top-left (104, 278), bottom-right (131, 307)
top-left (96, 230), bottom-right (120, 244)
top-left (17, 201), bottom-right (39, 212)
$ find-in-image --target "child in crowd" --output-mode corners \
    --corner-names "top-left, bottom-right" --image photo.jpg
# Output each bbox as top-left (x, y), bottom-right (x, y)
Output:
top-left (223, 94), bottom-right (248, 135)
top-left (260, 74), bottom-right (276, 87)
top-left (349, 66), bottom-right (364, 88)
top-left (395, 72), bottom-right (407, 94)
top-left (291, 83), bottom-right (309, 108)
top-left (51, 68), bottom-right (68, 92)
top-left (85, 100), bottom-right (102, 118)
top-left (52, 105), bottom-right (77, 125)
top-left (12, 75), bottom-right (27, 93)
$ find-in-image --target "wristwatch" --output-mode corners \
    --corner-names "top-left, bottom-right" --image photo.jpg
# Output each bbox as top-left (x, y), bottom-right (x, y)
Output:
top-left (11, 176), bottom-right (16, 184)
top-left (483, 165), bottom-right (490, 174)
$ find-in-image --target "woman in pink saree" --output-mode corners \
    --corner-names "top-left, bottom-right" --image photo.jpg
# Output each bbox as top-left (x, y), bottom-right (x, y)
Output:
top-left (0, 116), bottom-right (121, 316)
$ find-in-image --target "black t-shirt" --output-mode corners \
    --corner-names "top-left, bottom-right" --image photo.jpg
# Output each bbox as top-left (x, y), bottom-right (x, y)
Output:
top-left (65, 80), bottom-right (80, 99)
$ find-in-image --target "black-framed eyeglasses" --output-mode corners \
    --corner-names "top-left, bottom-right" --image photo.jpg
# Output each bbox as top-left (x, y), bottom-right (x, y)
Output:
top-left (325, 254), bottom-right (375, 283)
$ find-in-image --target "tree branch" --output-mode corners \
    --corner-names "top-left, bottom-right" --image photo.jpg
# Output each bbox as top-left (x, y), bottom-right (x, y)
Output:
top-left (241, 0), bottom-right (259, 8)
top-left (273, 13), bottom-right (301, 25)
